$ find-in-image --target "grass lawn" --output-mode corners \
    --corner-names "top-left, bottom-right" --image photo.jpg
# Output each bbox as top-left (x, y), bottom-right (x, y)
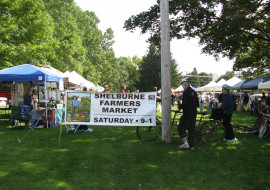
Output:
top-left (0, 108), bottom-right (269, 190)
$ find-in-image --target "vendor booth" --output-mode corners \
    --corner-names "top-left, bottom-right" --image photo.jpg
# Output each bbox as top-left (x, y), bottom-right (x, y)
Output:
top-left (63, 71), bottom-right (96, 91)
top-left (41, 65), bottom-right (80, 89)
top-left (258, 80), bottom-right (270, 89)
top-left (0, 64), bottom-right (64, 128)
top-left (197, 80), bottom-right (217, 92)
top-left (242, 76), bottom-right (270, 89)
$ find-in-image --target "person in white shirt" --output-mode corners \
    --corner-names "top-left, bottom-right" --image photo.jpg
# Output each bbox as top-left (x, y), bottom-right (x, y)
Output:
top-left (198, 92), bottom-right (204, 112)
top-left (249, 93), bottom-right (255, 115)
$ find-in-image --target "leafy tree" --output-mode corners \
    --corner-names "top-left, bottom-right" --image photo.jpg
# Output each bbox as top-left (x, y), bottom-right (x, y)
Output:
top-left (43, 0), bottom-right (86, 73)
top-left (117, 56), bottom-right (141, 92)
top-left (137, 44), bottom-right (161, 92)
top-left (216, 71), bottom-right (235, 82)
top-left (98, 28), bottom-right (120, 91)
top-left (198, 72), bottom-right (213, 86)
top-left (0, 0), bottom-right (54, 69)
top-left (124, 0), bottom-right (270, 76)
top-left (138, 44), bottom-right (181, 92)
top-left (186, 68), bottom-right (200, 87)
top-left (171, 57), bottom-right (181, 89)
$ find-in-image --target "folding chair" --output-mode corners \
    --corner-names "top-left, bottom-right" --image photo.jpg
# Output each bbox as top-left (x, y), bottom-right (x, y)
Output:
top-left (9, 105), bottom-right (33, 128)
top-left (65, 124), bottom-right (80, 134)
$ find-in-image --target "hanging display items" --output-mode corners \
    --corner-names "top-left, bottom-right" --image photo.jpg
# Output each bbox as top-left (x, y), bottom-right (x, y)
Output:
top-left (39, 86), bottom-right (62, 103)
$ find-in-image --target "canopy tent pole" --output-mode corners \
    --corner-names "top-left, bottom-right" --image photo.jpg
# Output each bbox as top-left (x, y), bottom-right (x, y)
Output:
top-left (44, 75), bottom-right (48, 128)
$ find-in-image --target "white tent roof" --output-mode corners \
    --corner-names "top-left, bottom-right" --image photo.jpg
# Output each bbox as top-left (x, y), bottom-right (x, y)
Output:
top-left (41, 65), bottom-right (65, 77)
top-left (198, 80), bottom-right (217, 91)
top-left (226, 77), bottom-right (242, 86)
top-left (95, 85), bottom-right (104, 92)
top-left (41, 65), bottom-right (80, 88)
top-left (213, 79), bottom-right (227, 91)
top-left (63, 71), bottom-right (95, 90)
top-left (216, 78), bottom-right (227, 86)
top-left (173, 86), bottom-right (198, 92)
top-left (173, 86), bottom-right (183, 92)
top-left (258, 80), bottom-right (270, 89)
top-left (63, 71), bottom-right (80, 86)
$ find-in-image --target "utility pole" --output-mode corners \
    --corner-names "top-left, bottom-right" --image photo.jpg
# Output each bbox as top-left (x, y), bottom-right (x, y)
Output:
top-left (160, 0), bottom-right (171, 143)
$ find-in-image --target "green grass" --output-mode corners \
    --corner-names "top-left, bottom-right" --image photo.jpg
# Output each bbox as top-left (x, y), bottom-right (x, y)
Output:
top-left (0, 108), bottom-right (269, 190)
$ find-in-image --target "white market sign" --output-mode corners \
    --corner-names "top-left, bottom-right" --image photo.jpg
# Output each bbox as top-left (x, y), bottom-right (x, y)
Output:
top-left (65, 91), bottom-right (157, 126)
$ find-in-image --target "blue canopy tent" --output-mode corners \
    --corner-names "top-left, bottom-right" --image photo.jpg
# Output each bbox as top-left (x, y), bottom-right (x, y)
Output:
top-left (0, 64), bottom-right (64, 128)
top-left (0, 64), bottom-right (63, 82)
top-left (231, 79), bottom-right (252, 90)
top-left (242, 76), bottom-right (270, 89)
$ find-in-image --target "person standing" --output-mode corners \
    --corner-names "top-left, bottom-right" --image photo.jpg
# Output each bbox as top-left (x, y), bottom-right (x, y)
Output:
top-left (171, 93), bottom-right (176, 106)
top-left (103, 85), bottom-right (110, 93)
top-left (261, 92), bottom-right (266, 105)
top-left (221, 84), bottom-right (237, 143)
top-left (198, 92), bottom-right (204, 112)
top-left (243, 92), bottom-right (249, 111)
top-left (23, 87), bottom-right (33, 128)
top-left (177, 78), bottom-right (198, 151)
top-left (265, 92), bottom-right (270, 114)
top-left (209, 93), bottom-right (214, 111)
top-left (253, 97), bottom-right (260, 116)
top-left (120, 85), bottom-right (126, 93)
top-left (249, 93), bottom-right (255, 115)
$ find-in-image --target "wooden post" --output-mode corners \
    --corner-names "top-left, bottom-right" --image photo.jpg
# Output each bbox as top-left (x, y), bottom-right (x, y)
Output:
top-left (160, 0), bottom-right (171, 143)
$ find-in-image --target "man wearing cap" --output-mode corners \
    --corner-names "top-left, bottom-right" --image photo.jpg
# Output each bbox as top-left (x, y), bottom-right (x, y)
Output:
top-left (177, 78), bottom-right (198, 151)
top-left (221, 84), bottom-right (237, 143)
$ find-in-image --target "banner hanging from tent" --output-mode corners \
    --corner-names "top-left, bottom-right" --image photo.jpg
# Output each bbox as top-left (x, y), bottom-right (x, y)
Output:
top-left (65, 91), bottom-right (157, 126)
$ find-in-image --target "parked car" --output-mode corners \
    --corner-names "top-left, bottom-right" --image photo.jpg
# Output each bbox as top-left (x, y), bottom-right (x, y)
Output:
top-left (0, 97), bottom-right (7, 109)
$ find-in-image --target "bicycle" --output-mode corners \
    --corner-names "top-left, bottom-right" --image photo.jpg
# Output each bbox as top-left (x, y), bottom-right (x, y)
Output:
top-left (136, 114), bottom-right (162, 141)
top-left (252, 105), bottom-right (269, 131)
top-left (136, 110), bottom-right (224, 143)
top-left (258, 112), bottom-right (270, 139)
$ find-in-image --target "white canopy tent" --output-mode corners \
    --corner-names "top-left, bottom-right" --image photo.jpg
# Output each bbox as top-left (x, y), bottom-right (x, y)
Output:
top-left (41, 65), bottom-right (79, 88)
top-left (95, 85), bottom-right (104, 92)
top-left (258, 81), bottom-right (270, 89)
top-left (63, 71), bottom-right (96, 90)
top-left (226, 77), bottom-right (242, 87)
top-left (173, 86), bottom-right (183, 92)
top-left (197, 77), bottom-right (241, 92)
top-left (197, 80), bottom-right (217, 92)
top-left (62, 71), bottom-right (80, 87)
top-left (213, 79), bottom-right (227, 91)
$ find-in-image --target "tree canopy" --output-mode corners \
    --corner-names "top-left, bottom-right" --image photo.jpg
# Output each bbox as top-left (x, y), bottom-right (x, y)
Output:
top-left (138, 44), bottom-right (181, 92)
top-left (124, 0), bottom-right (270, 76)
top-left (0, 0), bottom-right (123, 91)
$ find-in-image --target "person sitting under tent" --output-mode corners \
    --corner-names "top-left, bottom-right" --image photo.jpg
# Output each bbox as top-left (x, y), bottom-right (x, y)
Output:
top-left (23, 87), bottom-right (33, 128)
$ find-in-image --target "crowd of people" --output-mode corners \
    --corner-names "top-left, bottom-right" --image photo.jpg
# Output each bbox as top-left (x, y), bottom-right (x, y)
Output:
top-left (22, 81), bottom-right (269, 148)
top-left (168, 78), bottom-right (270, 151)
top-left (175, 78), bottom-right (239, 151)
top-left (170, 89), bottom-right (270, 116)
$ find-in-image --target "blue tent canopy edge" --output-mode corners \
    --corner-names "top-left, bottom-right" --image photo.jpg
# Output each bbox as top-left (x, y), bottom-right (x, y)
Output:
top-left (242, 76), bottom-right (270, 89)
top-left (0, 64), bottom-right (63, 82)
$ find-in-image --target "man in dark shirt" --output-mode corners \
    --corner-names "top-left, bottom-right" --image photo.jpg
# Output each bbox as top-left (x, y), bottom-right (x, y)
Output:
top-left (221, 84), bottom-right (237, 143)
top-left (177, 78), bottom-right (198, 151)
top-left (23, 88), bottom-right (33, 107)
top-left (243, 92), bottom-right (249, 111)
top-left (23, 88), bottom-right (33, 128)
